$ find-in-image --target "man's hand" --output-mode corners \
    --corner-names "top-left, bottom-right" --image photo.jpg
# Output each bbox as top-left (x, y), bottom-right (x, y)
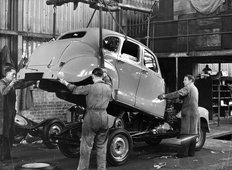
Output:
top-left (102, 68), bottom-right (108, 78)
top-left (9, 78), bottom-right (17, 88)
top-left (57, 71), bottom-right (69, 86)
top-left (59, 78), bottom-right (69, 86)
top-left (158, 94), bottom-right (166, 100)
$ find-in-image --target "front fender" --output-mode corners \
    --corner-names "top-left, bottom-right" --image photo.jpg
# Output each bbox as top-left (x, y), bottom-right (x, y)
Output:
top-left (199, 106), bottom-right (210, 132)
top-left (177, 106), bottom-right (210, 133)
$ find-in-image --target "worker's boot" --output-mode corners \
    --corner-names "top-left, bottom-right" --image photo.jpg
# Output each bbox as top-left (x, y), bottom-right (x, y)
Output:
top-left (188, 137), bottom-right (197, 157)
top-left (176, 134), bottom-right (197, 158)
top-left (0, 136), bottom-right (11, 161)
top-left (176, 142), bottom-right (189, 158)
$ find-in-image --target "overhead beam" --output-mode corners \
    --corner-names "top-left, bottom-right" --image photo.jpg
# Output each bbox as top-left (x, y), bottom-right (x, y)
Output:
top-left (46, 0), bottom-right (152, 13)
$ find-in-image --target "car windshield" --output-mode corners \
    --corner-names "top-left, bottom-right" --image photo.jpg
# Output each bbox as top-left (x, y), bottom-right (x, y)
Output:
top-left (58, 31), bottom-right (86, 40)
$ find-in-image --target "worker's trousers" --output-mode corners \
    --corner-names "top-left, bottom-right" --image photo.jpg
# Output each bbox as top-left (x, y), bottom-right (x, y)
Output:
top-left (77, 111), bottom-right (108, 170)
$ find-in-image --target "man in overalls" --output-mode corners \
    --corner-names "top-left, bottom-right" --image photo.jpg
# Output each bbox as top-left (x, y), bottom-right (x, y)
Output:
top-left (0, 66), bottom-right (35, 161)
top-left (59, 67), bottom-right (112, 170)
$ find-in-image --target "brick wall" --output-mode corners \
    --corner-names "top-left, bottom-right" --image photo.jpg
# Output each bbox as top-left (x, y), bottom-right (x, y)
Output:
top-left (17, 88), bottom-right (73, 123)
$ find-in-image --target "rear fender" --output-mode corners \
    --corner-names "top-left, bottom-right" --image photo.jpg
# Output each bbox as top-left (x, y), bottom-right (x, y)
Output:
top-left (59, 56), bottom-right (98, 83)
top-left (177, 106), bottom-right (210, 133)
top-left (59, 57), bottom-right (118, 89)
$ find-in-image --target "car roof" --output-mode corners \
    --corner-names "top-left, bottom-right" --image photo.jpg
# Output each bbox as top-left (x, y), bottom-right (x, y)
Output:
top-left (57, 27), bottom-right (149, 51)
top-left (57, 27), bottom-right (122, 41)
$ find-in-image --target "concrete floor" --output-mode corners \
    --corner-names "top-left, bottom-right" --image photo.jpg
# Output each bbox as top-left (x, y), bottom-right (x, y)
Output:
top-left (1, 117), bottom-right (232, 170)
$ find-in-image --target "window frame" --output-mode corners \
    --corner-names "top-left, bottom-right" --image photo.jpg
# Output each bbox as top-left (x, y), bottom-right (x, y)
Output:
top-left (103, 36), bottom-right (120, 53)
top-left (143, 49), bottom-right (158, 73)
top-left (120, 39), bottom-right (140, 63)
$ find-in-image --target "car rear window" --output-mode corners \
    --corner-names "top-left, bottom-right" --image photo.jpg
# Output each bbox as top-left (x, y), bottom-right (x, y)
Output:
top-left (58, 31), bottom-right (86, 40)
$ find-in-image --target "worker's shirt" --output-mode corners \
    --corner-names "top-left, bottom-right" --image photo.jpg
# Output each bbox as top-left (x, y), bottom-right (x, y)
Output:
top-left (0, 78), bottom-right (16, 137)
top-left (164, 83), bottom-right (199, 134)
top-left (164, 83), bottom-right (199, 115)
top-left (0, 78), bottom-right (35, 137)
top-left (67, 80), bottom-right (112, 111)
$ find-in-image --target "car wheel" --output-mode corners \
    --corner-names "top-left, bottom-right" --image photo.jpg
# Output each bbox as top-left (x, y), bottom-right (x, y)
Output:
top-left (43, 120), bottom-right (64, 149)
top-left (15, 162), bottom-right (57, 170)
top-left (58, 142), bottom-right (80, 158)
top-left (195, 126), bottom-right (206, 151)
top-left (107, 128), bottom-right (133, 166)
top-left (57, 124), bottom-right (81, 158)
top-left (145, 138), bottom-right (162, 146)
top-left (57, 133), bottom-right (80, 158)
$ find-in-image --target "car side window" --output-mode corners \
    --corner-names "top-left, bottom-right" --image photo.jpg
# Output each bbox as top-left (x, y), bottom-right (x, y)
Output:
top-left (121, 40), bottom-right (139, 62)
top-left (103, 36), bottom-right (119, 53)
top-left (144, 50), bottom-right (158, 72)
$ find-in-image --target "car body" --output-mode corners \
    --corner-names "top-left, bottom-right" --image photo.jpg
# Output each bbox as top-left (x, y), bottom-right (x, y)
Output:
top-left (18, 27), bottom-right (166, 118)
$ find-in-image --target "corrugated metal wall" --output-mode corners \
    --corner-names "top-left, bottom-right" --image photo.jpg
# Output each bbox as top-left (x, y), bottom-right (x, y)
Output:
top-left (19, 0), bottom-right (115, 35)
top-left (0, 0), bottom-right (125, 59)
top-left (0, 0), bottom-right (9, 30)
top-left (123, 0), bottom-right (156, 38)
top-left (0, 0), bottom-right (9, 50)
top-left (0, 0), bottom-right (155, 57)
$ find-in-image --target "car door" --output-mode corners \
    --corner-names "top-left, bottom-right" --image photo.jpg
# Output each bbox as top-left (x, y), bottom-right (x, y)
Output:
top-left (135, 49), bottom-right (166, 117)
top-left (114, 38), bottom-right (141, 106)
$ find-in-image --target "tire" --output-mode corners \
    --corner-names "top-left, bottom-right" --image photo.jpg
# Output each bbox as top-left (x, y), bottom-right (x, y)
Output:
top-left (14, 115), bottom-right (30, 143)
top-left (15, 114), bottom-right (30, 126)
top-left (58, 141), bottom-right (80, 158)
top-left (145, 138), bottom-right (162, 146)
top-left (57, 125), bottom-right (81, 158)
top-left (107, 128), bottom-right (133, 166)
top-left (14, 126), bottom-right (27, 143)
top-left (15, 162), bottom-right (57, 170)
top-left (195, 126), bottom-right (206, 151)
top-left (42, 120), bottom-right (64, 149)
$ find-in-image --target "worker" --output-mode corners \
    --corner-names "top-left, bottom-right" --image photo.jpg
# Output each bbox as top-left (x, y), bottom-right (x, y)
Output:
top-left (158, 74), bottom-right (199, 157)
top-left (59, 67), bottom-right (112, 170)
top-left (0, 66), bottom-right (35, 161)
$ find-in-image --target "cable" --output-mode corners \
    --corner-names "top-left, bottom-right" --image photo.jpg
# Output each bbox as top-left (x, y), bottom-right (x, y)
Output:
top-left (86, 9), bottom-right (97, 28)
top-left (102, 0), bottom-right (127, 37)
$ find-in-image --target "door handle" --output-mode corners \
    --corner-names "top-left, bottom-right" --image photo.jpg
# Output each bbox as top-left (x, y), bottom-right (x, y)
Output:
top-left (141, 69), bottom-right (148, 74)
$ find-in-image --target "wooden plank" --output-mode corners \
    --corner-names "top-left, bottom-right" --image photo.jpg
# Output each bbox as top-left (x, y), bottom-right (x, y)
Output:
top-left (18, 0), bottom-right (23, 32)
top-left (0, 29), bottom-right (54, 39)
top-left (1, 0), bottom-right (4, 28)
top-left (17, 35), bottom-right (23, 65)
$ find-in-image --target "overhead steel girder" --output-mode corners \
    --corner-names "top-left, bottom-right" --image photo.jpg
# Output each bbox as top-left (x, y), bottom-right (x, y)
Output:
top-left (46, 0), bottom-right (153, 13)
